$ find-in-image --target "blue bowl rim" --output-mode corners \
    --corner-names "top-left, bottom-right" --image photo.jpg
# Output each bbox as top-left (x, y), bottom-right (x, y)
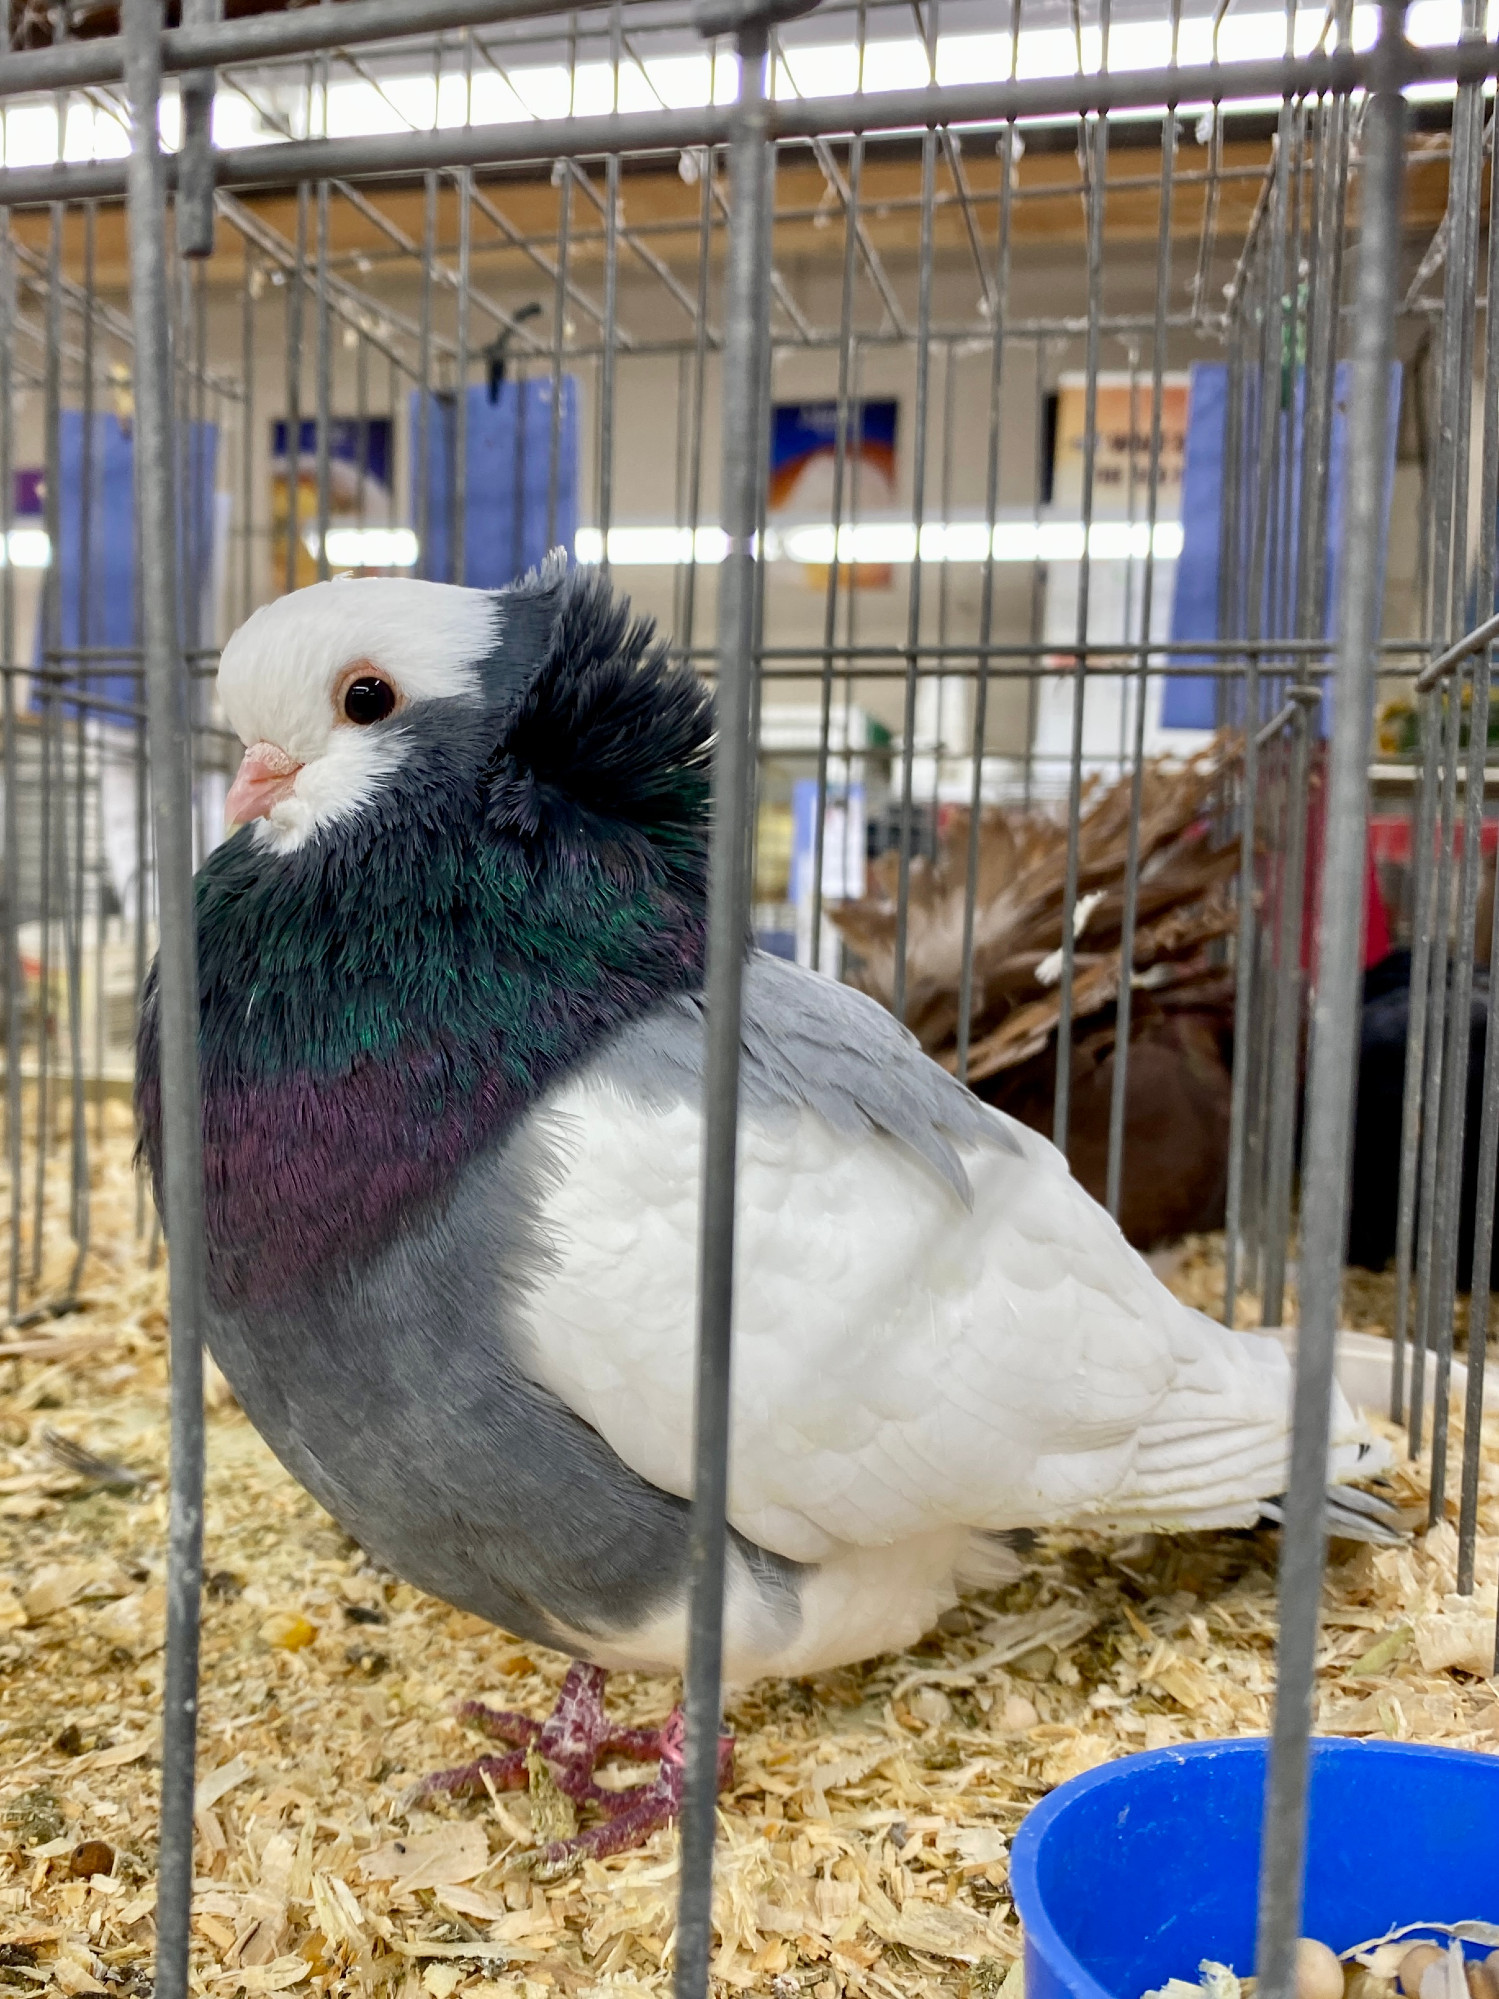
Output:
top-left (1009, 1735), bottom-right (1499, 1999)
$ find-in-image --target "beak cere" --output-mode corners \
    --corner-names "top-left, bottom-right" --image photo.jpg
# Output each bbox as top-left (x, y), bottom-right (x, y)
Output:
top-left (225, 741), bottom-right (303, 830)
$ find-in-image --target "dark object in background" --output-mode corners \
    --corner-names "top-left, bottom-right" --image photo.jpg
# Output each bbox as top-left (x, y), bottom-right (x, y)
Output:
top-left (9, 0), bottom-right (285, 45)
top-left (1346, 946), bottom-right (1495, 1284)
top-left (834, 748), bottom-right (1240, 1091)
top-left (979, 993), bottom-right (1234, 1251)
top-left (833, 749), bottom-right (1241, 1255)
top-left (481, 302), bottom-right (544, 404)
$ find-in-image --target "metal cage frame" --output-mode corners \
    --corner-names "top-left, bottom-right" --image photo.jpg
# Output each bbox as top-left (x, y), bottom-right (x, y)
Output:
top-left (0, 3), bottom-right (1494, 1998)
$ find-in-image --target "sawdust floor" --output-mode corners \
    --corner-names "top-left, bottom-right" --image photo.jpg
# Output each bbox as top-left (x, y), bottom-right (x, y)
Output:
top-left (0, 1115), bottom-right (1497, 1999)
top-left (1157, 1234), bottom-right (1476, 1345)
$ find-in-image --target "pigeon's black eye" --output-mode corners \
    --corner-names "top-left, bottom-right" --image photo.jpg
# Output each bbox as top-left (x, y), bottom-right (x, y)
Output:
top-left (342, 674), bottom-right (397, 726)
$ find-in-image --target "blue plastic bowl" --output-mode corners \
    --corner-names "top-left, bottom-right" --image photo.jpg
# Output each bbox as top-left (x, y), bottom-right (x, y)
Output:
top-left (1010, 1737), bottom-right (1499, 1999)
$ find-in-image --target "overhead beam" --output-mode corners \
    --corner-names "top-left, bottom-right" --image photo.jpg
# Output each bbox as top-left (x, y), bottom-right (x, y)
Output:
top-left (0, 0), bottom-right (611, 100)
top-left (0, 41), bottom-right (1491, 207)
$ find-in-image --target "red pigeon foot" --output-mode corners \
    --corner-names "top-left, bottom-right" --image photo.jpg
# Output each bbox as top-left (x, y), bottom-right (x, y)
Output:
top-left (417, 1663), bottom-right (733, 1867)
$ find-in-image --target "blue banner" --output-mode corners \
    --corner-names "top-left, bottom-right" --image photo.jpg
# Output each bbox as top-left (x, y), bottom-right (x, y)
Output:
top-left (411, 378), bottom-right (578, 587)
top-left (1164, 360), bottom-right (1401, 730)
top-left (30, 411), bottom-right (219, 728)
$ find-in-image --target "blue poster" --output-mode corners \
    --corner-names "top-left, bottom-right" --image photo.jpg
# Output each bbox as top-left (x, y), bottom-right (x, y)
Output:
top-left (271, 416), bottom-right (395, 587)
top-left (791, 778), bottom-right (867, 907)
top-left (271, 415), bottom-right (392, 492)
top-left (30, 412), bottom-right (218, 728)
top-left (768, 400), bottom-right (897, 510)
top-left (1164, 360), bottom-right (1401, 730)
top-left (412, 378), bottom-right (578, 587)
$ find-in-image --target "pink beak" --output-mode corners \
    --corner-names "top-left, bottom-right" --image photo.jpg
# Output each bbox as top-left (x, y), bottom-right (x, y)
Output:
top-left (225, 741), bottom-right (303, 830)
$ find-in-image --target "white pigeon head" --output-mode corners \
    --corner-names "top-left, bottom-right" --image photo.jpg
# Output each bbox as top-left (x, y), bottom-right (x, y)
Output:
top-left (217, 577), bottom-right (500, 854)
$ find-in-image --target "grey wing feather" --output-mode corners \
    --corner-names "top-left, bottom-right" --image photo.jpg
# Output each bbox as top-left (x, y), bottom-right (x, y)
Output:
top-left (597, 950), bottom-right (1019, 1204)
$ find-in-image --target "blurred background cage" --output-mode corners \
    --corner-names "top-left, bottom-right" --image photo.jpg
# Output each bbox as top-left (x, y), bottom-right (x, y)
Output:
top-left (0, 0), bottom-right (1494, 1993)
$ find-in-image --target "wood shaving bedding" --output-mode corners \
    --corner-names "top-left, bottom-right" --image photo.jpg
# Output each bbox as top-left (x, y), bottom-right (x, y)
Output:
top-left (0, 1118), bottom-right (1494, 1999)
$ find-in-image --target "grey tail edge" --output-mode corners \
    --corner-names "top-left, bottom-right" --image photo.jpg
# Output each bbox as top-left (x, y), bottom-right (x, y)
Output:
top-left (1258, 1482), bottom-right (1405, 1546)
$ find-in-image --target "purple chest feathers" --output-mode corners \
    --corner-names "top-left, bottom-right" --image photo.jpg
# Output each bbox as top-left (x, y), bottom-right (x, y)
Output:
top-left (142, 1039), bottom-right (522, 1310)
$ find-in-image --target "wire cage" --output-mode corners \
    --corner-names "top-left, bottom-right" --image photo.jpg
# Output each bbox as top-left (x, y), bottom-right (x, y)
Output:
top-left (0, 0), bottom-right (1494, 1996)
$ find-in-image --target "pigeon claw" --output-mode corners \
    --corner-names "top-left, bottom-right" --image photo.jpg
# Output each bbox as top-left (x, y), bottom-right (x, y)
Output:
top-left (415, 1747), bottom-right (529, 1801)
top-left (528, 1708), bottom-right (735, 1878)
top-left (415, 1663), bottom-right (735, 1865)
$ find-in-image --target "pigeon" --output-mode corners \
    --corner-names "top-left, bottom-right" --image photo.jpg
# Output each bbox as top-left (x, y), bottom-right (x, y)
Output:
top-left (1347, 945), bottom-right (1498, 1287)
top-left (136, 559), bottom-right (1395, 1867)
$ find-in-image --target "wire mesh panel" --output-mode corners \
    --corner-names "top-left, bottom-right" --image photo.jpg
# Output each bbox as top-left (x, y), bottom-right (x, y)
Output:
top-left (0, 2), bottom-right (1494, 1997)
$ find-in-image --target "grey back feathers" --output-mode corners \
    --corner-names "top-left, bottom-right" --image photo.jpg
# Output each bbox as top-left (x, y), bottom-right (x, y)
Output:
top-left (595, 951), bottom-right (1019, 1205)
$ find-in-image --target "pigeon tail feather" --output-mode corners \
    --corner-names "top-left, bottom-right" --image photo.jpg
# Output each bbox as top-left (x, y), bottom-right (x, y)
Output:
top-left (1079, 1315), bottom-right (1400, 1542)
